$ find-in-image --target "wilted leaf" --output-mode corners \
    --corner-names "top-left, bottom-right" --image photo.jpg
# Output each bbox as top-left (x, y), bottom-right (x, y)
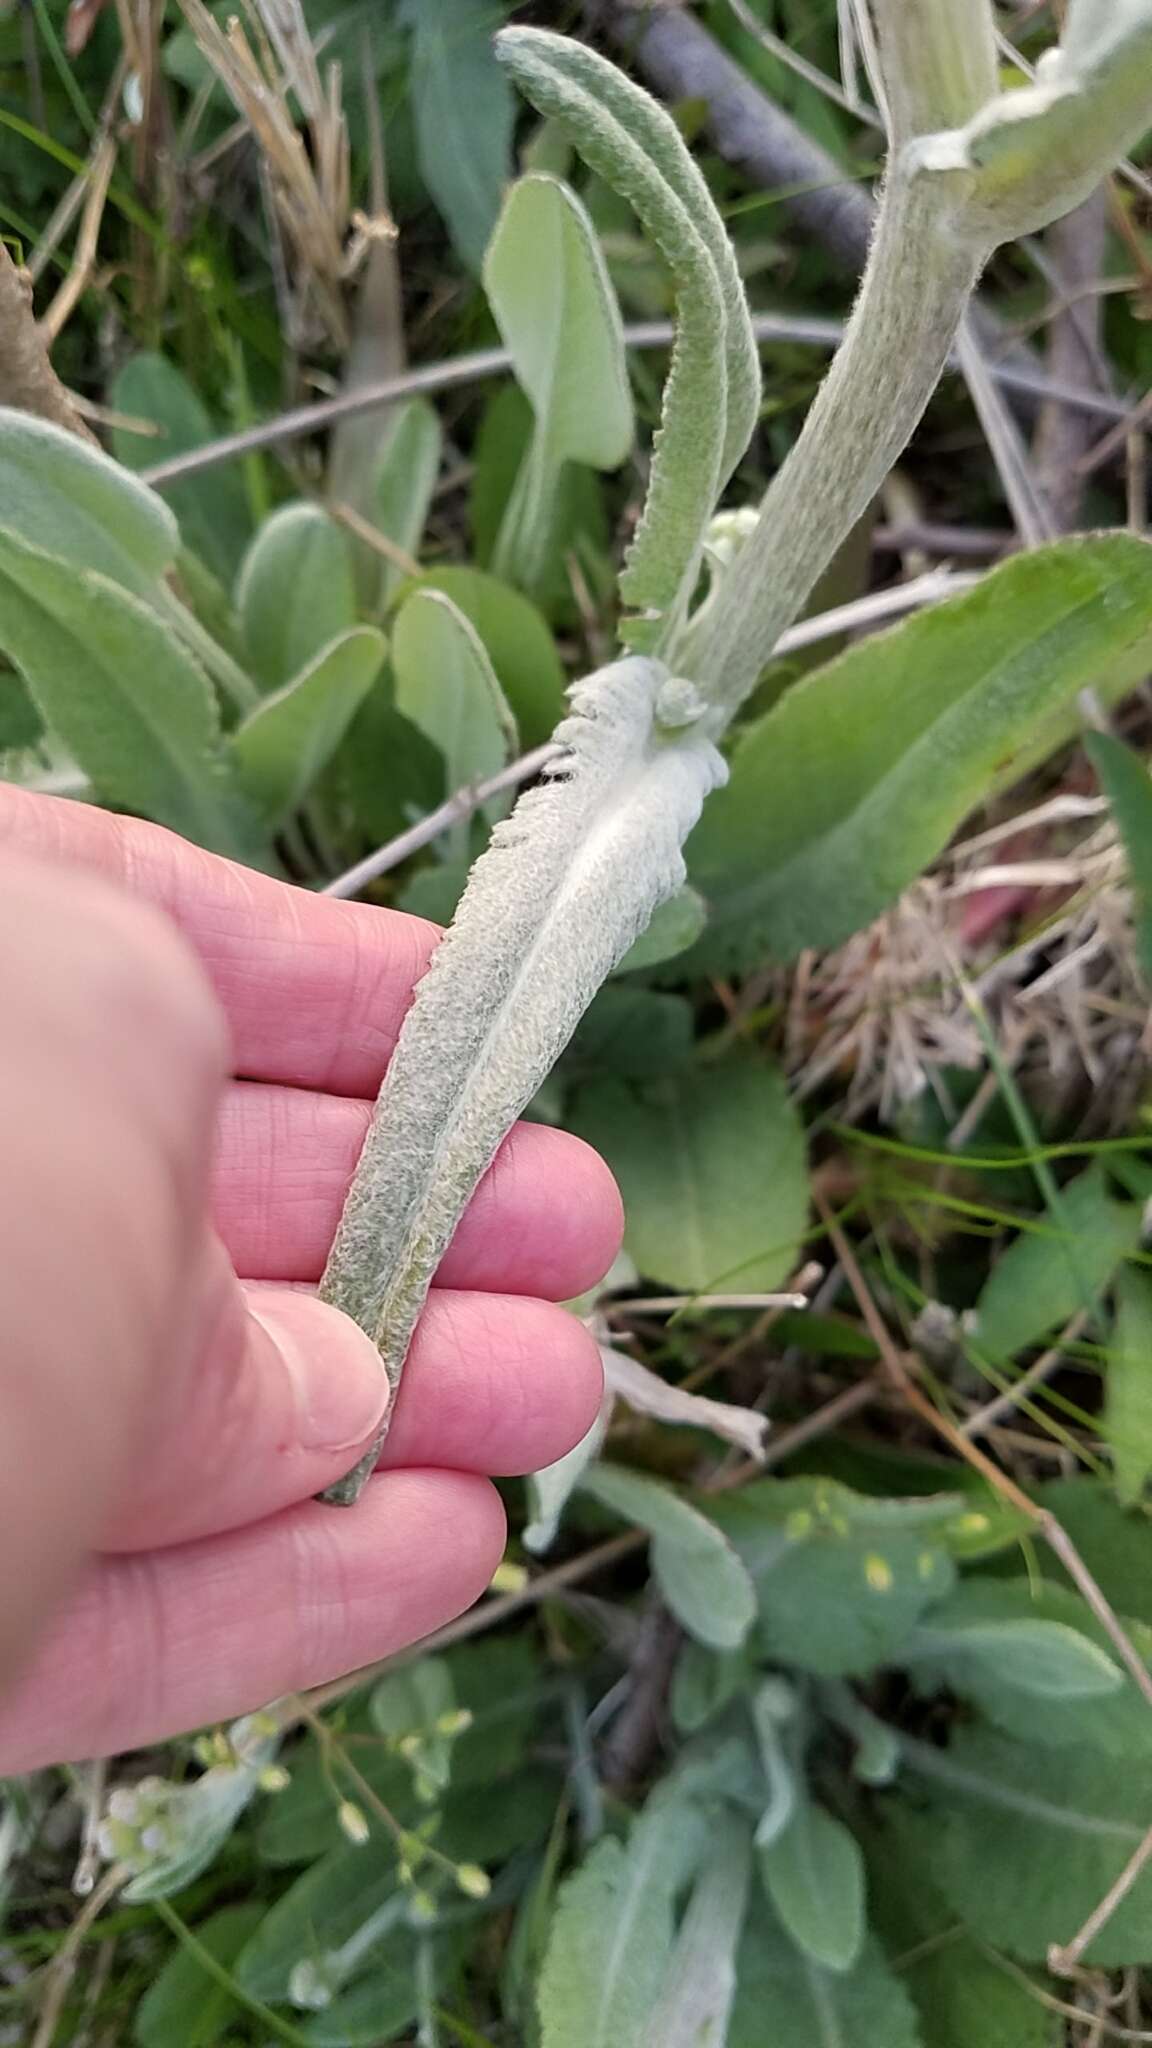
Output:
top-left (0, 526), bottom-right (255, 856)
top-left (232, 627), bottom-right (385, 821)
top-left (1106, 1265), bottom-right (1152, 1506)
top-left (688, 537), bottom-right (1152, 969)
top-left (571, 1057), bottom-right (807, 1293)
top-left (758, 1799), bottom-right (866, 1974)
top-left (111, 351), bottom-right (251, 583)
top-left (602, 1346), bottom-right (770, 1459)
top-left (581, 1462), bottom-right (756, 1649)
top-left (973, 1166), bottom-right (1141, 1360)
top-left (237, 503), bottom-right (357, 689)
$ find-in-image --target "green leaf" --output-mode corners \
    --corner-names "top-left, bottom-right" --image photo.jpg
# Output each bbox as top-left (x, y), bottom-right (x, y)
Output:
top-left (708, 1477), bottom-right (959, 1677)
top-left (485, 173), bottom-right (632, 471)
top-left (613, 884), bottom-right (707, 975)
top-left (758, 1798), bottom-right (867, 1974)
top-left (373, 397), bottom-right (442, 607)
top-left (687, 537), bottom-right (1152, 970)
top-left (867, 1819), bottom-right (1059, 2048)
top-left (0, 667), bottom-right (41, 751)
top-left (729, 1914), bottom-right (923, 2048)
top-left (235, 1840), bottom-right (403, 2004)
top-left (232, 627), bottom-right (385, 822)
top-left (237, 503), bottom-right (357, 689)
top-left (256, 1640), bottom-right (543, 1866)
top-left (1036, 1476), bottom-right (1152, 1626)
top-left (471, 382), bottom-right (613, 622)
top-left (641, 1817), bottom-right (752, 2048)
top-left (580, 1462), bottom-right (756, 1649)
top-left (320, 656), bottom-right (725, 1504)
top-left (407, 0), bottom-right (513, 272)
top-left (496, 27), bottom-right (760, 648)
top-left (906, 1579), bottom-right (1122, 1698)
top-left (904, 1578), bottom-right (1152, 1755)
top-left (901, 1725), bottom-right (1152, 1964)
top-left (134, 1903), bottom-right (265, 2048)
top-left (391, 588), bottom-right (518, 850)
top-left (404, 564), bottom-right (565, 748)
top-left (1087, 732), bottom-right (1152, 982)
top-left (0, 526), bottom-right (256, 856)
top-left (566, 987), bottom-right (695, 1081)
top-left (110, 351), bottom-right (251, 583)
top-left (0, 404), bottom-right (177, 597)
top-left (537, 1784), bottom-right (707, 2048)
top-left (485, 173), bottom-right (632, 590)
top-left (571, 1056), bottom-right (807, 1293)
top-left (1107, 1266), bottom-right (1152, 1505)
top-left (398, 859), bottom-right (471, 927)
top-left (369, 1656), bottom-right (460, 1804)
top-left (973, 1166), bottom-right (1141, 1360)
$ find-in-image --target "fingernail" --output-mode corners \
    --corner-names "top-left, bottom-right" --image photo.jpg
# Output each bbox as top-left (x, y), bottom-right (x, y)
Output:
top-left (248, 1296), bottom-right (390, 1455)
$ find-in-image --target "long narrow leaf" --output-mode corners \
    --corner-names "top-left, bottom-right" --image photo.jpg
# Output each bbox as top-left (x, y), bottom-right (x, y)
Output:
top-left (319, 656), bottom-right (724, 1501)
top-left (496, 28), bottom-right (758, 647)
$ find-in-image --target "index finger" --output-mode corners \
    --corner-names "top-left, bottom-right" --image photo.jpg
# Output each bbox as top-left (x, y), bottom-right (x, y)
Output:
top-left (0, 787), bottom-right (438, 1097)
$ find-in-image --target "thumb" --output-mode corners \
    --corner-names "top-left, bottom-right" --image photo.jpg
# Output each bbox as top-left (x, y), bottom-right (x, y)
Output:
top-left (101, 1275), bottom-right (391, 1552)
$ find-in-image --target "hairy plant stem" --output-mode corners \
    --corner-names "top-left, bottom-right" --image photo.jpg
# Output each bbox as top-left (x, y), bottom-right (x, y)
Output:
top-left (686, 162), bottom-right (984, 712)
top-left (869, 0), bottom-right (997, 143)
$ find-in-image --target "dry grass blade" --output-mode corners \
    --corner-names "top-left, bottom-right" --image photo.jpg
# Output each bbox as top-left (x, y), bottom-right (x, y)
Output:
top-left (176, 0), bottom-right (357, 349)
top-left (38, 134), bottom-right (117, 347)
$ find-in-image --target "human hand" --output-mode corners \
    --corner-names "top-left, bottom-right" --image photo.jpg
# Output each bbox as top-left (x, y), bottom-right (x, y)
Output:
top-left (0, 788), bottom-right (619, 1771)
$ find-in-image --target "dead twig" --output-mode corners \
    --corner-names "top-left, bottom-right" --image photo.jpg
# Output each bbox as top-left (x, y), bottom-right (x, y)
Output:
top-left (0, 243), bottom-right (95, 443)
top-left (1050, 1824), bottom-right (1152, 1978)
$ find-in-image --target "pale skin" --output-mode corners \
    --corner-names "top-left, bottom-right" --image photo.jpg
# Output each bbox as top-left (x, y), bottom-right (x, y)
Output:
top-left (0, 787), bottom-right (620, 1772)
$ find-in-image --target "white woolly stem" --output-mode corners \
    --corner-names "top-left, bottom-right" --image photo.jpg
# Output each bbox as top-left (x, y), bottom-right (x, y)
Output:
top-left (869, 0), bottom-right (997, 144)
top-left (685, 162), bottom-right (984, 712)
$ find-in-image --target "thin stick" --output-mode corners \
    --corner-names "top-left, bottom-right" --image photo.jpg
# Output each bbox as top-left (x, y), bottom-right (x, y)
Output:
top-left (326, 496), bottom-right (422, 580)
top-left (322, 743), bottom-right (559, 899)
top-left (137, 317), bottom-right (1132, 488)
top-left (961, 1308), bottom-right (1091, 1439)
top-left (1050, 1820), bottom-right (1152, 1977)
top-left (30, 1863), bottom-right (125, 2048)
top-left (607, 1291), bottom-right (811, 1314)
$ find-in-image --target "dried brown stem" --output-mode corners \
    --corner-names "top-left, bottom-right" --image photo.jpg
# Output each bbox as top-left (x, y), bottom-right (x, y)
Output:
top-left (0, 243), bottom-right (95, 443)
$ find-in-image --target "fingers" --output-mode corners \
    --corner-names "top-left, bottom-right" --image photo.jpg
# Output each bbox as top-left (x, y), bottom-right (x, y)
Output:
top-left (213, 1083), bottom-right (624, 1300)
top-left (102, 1285), bottom-right (603, 1552)
top-left (0, 1472), bottom-right (506, 1772)
top-left (0, 786), bottom-right (438, 1096)
top-left (0, 852), bottom-right (227, 1675)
